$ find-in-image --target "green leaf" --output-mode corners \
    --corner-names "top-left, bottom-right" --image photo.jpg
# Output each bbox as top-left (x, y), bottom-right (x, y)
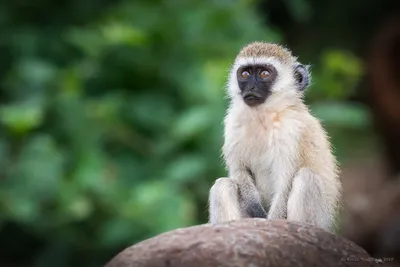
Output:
top-left (172, 106), bottom-right (213, 141)
top-left (124, 181), bottom-right (196, 233)
top-left (56, 180), bottom-right (93, 222)
top-left (165, 154), bottom-right (208, 183)
top-left (101, 23), bottom-right (148, 46)
top-left (0, 98), bottom-right (45, 134)
top-left (128, 94), bottom-right (175, 130)
top-left (66, 196), bottom-right (93, 221)
top-left (74, 152), bottom-right (108, 197)
top-left (3, 196), bottom-right (40, 223)
top-left (7, 134), bottom-right (64, 201)
top-left (17, 59), bottom-right (56, 87)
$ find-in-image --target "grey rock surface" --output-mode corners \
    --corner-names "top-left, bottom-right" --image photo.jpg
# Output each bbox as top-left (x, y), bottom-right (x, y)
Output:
top-left (105, 218), bottom-right (381, 267)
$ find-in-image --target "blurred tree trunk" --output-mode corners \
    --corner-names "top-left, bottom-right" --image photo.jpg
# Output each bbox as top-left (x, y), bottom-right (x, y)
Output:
top-left (365, 15), bottom-right (400, 177)
top-left (341, 15), bottom-right (400, 265)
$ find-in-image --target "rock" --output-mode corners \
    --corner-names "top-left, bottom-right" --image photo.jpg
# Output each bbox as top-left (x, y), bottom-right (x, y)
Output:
top-left (105, 219), bottom-right (381, 267)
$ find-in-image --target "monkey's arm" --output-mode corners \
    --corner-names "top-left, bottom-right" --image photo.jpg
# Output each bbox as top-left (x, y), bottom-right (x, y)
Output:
top-left (208, 171), bottom-right (267, 224)
top-left (287, 168), bottom-right (338, 231)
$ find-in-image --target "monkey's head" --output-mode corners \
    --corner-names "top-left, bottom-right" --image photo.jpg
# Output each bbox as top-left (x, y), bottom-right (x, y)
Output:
top-left (228, 42), bottom-right (310, 107)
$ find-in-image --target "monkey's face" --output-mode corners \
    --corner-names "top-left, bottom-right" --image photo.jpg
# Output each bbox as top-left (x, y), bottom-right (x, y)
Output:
top-left (228, 42), bottom-right (312, 106)
top-left (236, 64), bottom-right (277, 107)
top-left (231, 60), bottom-right (310, 107)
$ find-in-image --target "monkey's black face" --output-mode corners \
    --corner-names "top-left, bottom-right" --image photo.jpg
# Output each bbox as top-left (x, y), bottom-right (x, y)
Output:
top-left (236, 64), bottom-right (277, 107)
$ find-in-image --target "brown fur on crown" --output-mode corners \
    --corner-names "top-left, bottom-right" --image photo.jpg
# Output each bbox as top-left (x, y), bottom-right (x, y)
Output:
top-left (237, 42), bottom-right (296, 65)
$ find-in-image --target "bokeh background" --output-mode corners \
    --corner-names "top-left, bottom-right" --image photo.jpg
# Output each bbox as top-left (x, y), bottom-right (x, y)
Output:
top-left (0, 0), bottom-right (399, 266)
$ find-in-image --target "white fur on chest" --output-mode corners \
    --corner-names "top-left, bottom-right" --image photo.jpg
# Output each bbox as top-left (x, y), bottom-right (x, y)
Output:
top-left (223, 103), bottom-right (303, 204)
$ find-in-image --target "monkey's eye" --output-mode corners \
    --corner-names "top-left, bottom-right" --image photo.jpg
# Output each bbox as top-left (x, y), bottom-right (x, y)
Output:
top-left (259, 70), bottom-right (270, 79)
top-left (240, 70), bottom-right (251, 79)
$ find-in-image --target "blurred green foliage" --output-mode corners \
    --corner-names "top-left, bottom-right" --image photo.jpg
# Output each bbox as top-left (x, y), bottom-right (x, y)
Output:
top-left (0, 0), bottom-right (376, 266)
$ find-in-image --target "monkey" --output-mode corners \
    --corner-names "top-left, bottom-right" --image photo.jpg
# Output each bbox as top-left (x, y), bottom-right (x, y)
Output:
top-left (208, 42), bottom-right (342, 231)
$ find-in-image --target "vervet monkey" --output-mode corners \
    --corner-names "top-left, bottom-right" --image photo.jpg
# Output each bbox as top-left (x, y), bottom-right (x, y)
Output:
top-left (208, 42), bottom-right (342, 231)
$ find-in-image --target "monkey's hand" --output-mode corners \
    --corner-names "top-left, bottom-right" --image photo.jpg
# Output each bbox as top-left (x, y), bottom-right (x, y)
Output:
top-left (237, 176), bottom-right (268, 219)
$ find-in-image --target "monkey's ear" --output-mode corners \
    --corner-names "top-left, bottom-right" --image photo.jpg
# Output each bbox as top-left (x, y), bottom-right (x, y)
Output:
top-left (294, 64), bottom-right (310, 91)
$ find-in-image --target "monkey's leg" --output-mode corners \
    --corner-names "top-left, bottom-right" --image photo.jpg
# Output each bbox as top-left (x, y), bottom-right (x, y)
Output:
top-left (208, 177), bottom-right (242, 224)
top-left (208, 176), bottom-right (267, 224)
top-left (287, 168), bottom-right (334, 231)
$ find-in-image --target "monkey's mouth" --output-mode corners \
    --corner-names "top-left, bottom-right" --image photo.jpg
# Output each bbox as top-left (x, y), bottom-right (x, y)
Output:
top-left (243, 92), bottom-right (265, 106)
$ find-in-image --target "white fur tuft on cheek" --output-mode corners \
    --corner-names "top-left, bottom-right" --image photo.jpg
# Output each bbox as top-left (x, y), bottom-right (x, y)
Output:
top-left (226, 75), bottom-right (240, 100)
